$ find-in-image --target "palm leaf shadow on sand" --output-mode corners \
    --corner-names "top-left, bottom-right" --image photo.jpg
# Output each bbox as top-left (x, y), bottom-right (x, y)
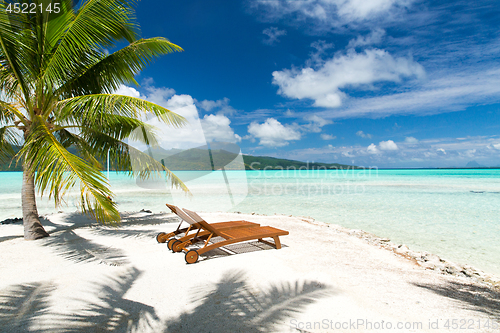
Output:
top-left (0, 214), bottom-right (85, 244)
top-left (0, 268), bottom-right (332, 332)
top-left (413, 281), bottom-right (500, 320)
top-left (85, 212), bottom-right (180, 241)
top-left (0, 212), bottom-right (178, 244)
top-left (40, 229), bottom-right (129, 266)
top-left (0, 235), bottom-right (23, 243)
top-left (120, 213), bottom-right (179, 227)
top-left (0, 267), bottom-right (160, 332)
top-left (52, 267), bottom-right (161, 332)
top-left (89, 227), bottom-right (159, 240)
top-left (37, 212), bottom-right (179, 265)
top-left (163, 270), bottom-right (335, 332)
top-left (0, 282), bottom-right (55, 331)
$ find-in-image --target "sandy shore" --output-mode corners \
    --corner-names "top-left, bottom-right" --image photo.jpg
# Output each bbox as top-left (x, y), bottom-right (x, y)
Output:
top-left (0, 211), bottom-right (499, 332)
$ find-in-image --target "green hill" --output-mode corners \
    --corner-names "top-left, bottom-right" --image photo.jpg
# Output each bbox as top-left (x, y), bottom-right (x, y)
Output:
top-left (242, 155), bottom-right (359, 170)
top-left (1, 145), bottom-right (360, 171)
top-left (141, 147), bottom-right (360, 170)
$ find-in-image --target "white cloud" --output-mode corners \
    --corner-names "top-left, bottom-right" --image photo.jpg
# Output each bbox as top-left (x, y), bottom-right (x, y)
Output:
top-left (275, 135), bottom-right (500, 168)
top-left (405, 136), bottom-right (419, 143)
top-left (316, 67), bottom-right (500, 119)
top-left (337, 0), bottom-right (412, 21)
top-left (114, 84), bottom-right (141, 98)
top-left (262, 27), bottom-right (287, 45)
top-left (367, 143), bottom-right (379, 154)
top-left (251, 0), bottom-right (414, 30)
top-left (273, 48), bottom-right (425, 108)
top-left (302, 114), bottom-right (332, 132)
top-left (321, 134), bottom-right (336, 140)
top-left (122, 84), bottom-right (242, 150)
top-left (347, 29), bottom-right (386, 48)
top-left (198, 97), bottom-right (237, 115)
top-left (465, 149), bottom-right (476, 157)
top-left (308, 40), bottom-right (335, 65)
top-left (379, 140), bottom-right (398, 150)
top-left (151, 94), bottom-right (207, 148)
top-left (115, 85), bottom-right (207, 150)
top-left (143, 86), bottom-right (176, 105)
top-left (356, 130), bottom-right (373, 139)
top-left (199, 99), bottom-right (221, 111)
top-left (247, 118), bottom-right (301, 147)
top-left (200, 114), bottom-right (241, 143)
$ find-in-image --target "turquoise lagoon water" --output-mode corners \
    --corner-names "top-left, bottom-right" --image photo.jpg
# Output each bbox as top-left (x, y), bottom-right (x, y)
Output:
top-left (1, 169), bottom-right (499, 276)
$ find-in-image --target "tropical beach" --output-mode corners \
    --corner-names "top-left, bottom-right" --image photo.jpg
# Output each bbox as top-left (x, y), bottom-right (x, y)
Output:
top-left (1, 210), bottom-right (499, 332)
top-left (2, 0), bottom-right (500, 332)
top-left (3, 169), bottom-right (499, 276)
top-left (2, 168), bottom-right (500, 331)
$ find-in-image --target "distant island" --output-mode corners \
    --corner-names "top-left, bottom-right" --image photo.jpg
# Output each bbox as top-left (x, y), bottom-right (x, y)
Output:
top-left (134, 146), bottom-right (361, 171)
top-left (241, 155), bottom-right (359, 170)
top-left (2, 147), bottom-right (499, 171)
top-left (1, 146), bottom-right (359, 171)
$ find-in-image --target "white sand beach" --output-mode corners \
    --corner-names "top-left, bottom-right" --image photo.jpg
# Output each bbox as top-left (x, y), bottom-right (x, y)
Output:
top-left (1, 211), bottom-right (499, 332)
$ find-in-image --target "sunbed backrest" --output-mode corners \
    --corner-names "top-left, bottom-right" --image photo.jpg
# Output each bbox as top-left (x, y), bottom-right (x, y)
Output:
top-left (183, 209), bottom-right (219, 234)
top-left (166, 203), bottom-right (197, 225)
top-left (184, 210), bottom-right (203, 223)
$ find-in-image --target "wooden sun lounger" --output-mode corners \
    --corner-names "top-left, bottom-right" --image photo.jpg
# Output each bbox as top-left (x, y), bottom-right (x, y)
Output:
top-left (157, 203), bottom-right (260, 250)
top-left (172, 208), bottom-right (289, 264)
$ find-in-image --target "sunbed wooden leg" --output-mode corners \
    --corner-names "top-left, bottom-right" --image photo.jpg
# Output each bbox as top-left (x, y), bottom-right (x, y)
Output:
top-left (258, 237), bottom-right (282, 249)
top-left (273, 236), bottom-right (281, 249)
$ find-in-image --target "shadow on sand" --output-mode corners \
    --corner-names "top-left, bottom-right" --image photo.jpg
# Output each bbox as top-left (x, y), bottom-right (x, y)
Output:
top-left (0, 267), bottom-right (160, 332)
top-left (0, 235), bottom-right (23, 243)
top-left (37, 212), bottom-right (179, 265)
top-left (0, 268), bottom-right (332, 332)
top-left (413, 281), bottom-right (500, 321)
top-left (162, 270), bottom-right (334, 332)
top-left (0, 282), bottom-right (56, 332)
top-left (54, 267), bottom-right (161, 332)
top-left (40, 229), bottom-right (130, 266)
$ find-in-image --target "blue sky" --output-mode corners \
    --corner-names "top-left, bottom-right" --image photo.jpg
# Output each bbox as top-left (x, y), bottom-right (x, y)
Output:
top-left (119, 0), bottom-right (500, 168)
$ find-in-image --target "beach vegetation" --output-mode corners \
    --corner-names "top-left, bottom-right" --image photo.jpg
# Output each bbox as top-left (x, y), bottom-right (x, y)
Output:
top-left (0, 0), bottom-right (188, 239)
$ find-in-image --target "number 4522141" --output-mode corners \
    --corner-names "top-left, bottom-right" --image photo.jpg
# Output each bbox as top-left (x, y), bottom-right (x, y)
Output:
top-left (6, 2), bottom-right (61, 14)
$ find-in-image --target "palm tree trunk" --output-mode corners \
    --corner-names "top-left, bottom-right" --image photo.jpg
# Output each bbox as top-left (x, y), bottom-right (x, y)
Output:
top-left (22, 169), bottom-right (49, 240)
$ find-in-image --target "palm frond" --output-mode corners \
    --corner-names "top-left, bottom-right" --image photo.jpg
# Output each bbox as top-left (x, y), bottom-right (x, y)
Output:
top-left (0, 126), bottom-right (17, 163)
top-left (0, 65), bottom-right (20, 98)
top-left (56, 93), bottom-right (187, 128)
top-left (0, 100), bottom-right (13, 123)
top-left (53, 108), bottom-right (189, 192)
top-left (0, 3), bottom-right (34, 109)
top-left (1, 0), bottom-right (190, 231)
top-left (56, 37), bottom-right (183, 97)
top-left (0, 99), bottom-right (28, 126)
top-left (19, 117), bottom-right (120, 224)
top-left (43, 0), bottom-right (139, 84)
top-left (61, 126), bottom-right (189, 192)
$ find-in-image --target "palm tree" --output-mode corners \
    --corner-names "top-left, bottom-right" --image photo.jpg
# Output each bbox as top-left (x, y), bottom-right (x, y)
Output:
top-left (0, 0), bottom-right (188, 240)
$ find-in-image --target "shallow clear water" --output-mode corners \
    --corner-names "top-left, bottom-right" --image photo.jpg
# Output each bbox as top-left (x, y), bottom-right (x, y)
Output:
top-left (1, 169), bottom-right (499, 275)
